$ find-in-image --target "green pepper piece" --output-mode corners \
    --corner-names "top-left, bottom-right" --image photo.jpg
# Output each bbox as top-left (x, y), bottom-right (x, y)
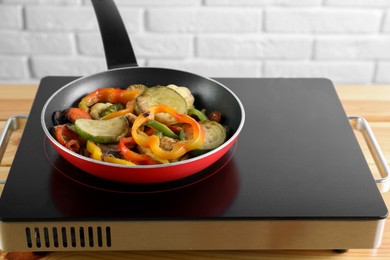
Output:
top-left (187, 108), bottom-right (208, 121)
top-left (145, 119), bottom-right (180, 140)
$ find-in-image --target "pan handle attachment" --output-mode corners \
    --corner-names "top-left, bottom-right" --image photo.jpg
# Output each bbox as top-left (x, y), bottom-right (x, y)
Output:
top-left (91, 0), bottom-right (138, 70)
top-left (0, 115), bottom-right (28, 184)
top-left (349, 116), bottom-right (389, 192)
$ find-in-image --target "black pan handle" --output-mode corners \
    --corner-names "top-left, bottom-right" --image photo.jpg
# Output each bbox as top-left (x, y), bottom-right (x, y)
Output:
top-left (91, 0), bottom-right (138, 69)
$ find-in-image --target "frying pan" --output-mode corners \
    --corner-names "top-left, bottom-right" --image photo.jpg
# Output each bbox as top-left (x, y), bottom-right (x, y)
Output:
top-left (41, 0), bottom-right (245, 184)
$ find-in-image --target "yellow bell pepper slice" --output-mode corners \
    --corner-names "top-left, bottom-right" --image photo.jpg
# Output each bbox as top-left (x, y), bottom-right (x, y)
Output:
top-left (86, 140), bottom-right (135, 166)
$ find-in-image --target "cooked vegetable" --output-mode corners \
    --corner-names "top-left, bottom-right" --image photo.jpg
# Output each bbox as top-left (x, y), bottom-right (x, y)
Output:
top-left (131, 104), bottom-right (205, 160)
top-left (78, 88), bottom-right (140, 112)
top-left (207, 111), bottom-right (222, 123)
top-left (101, 108), bottom-right (133, 120)
top-left (187, 108), bottom-right (208, 122)
top-left (118, 137), bottom-right (161, 165)
top-left (54, 124), bottom-right (84, 153)
top-left (135, 86), bottom-right (188, 124)
top-left (89, 103), bottom-right (112, 119)
top-left (87, 140), bottom-right (135, 165)
top-left (52, 110), bottom-right (69, 125)
top-left (127, 84), bottom-right (148, 93)
top-left (145, 119), bottom-right (179, 139)
top-left (166, 84), bottom-right (195, 108)
top-left (182, 120), bottom-right (226, 154)
top-left (65, 108), bottom-right (92, 123)
top-left (74, 116), bottom-right (129, 143)
top-left (100, 103), bottom-right (125, 118)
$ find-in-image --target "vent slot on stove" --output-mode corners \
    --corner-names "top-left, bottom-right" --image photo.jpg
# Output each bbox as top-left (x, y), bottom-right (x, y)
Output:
top-left (25, 226), bottom-right (111, 249)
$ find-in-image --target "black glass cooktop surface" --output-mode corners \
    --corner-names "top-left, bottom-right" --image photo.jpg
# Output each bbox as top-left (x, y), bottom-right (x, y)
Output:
top-left (0, 77), bottom-right (387, 221)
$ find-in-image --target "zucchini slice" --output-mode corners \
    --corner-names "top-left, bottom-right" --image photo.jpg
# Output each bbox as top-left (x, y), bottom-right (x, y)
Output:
top-left (127, 84), bottom-right (149, 94)
top-left (182, 120), bottom-right (227, 155)
top-left (74, 116), bottom-right (129, 144)
top-left (135, 86), bottom-right (188, 115)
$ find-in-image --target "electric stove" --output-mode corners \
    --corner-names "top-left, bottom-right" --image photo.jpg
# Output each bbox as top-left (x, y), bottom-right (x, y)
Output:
top-left (0, 76), bottom-right (387, 252)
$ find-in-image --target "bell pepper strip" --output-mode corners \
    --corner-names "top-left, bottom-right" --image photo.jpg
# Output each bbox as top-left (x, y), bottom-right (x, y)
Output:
top-left (145, 119), bottom-right (179, 139)
top-left (142, 147), bottom-right (170, 164)
top-left (118, 137), bottom-right (160, 165)
top-left (168, 125), bottom-right (182, 135)
top-left (78, 88), bottom-right (140, 112)
top-left (100, 108), bottom-right (133, 120)
top-left (86, 140), bottom-right (135, 165)
top-left (125, 100), bottom-right (136, 113)
top-left (103, 155), bottom-right (135, 166)
top-left (65, 108), bottom-right (91, 123)
top-left (187, 108), bottom-right (208, 122)
top-left (131, 104), bottom-right (205, 160)
top-left (54, 124), bottom-right (84, 153)
top-left (86, 140), bottom-right (103, 161)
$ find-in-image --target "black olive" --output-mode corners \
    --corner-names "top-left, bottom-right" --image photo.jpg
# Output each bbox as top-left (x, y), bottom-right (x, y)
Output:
top-left (52, 110), bottom-right (69, 125)
top-left (142, 111), bottom-right (150, 117)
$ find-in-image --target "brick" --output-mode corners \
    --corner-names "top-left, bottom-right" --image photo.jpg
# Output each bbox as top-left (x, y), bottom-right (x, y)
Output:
top-left (264, 61), bottom-right (374, 84)
top-left (40, 0), bottom-right (82, 4)
top-left (77, 33), bottom-right (192, 58)
top-left (315, 36), bottom-right (390, 60)
top-left (76, 33), bottom-right (104, 55)
top-left (147, 8), bottom-right (261, 33)
top-left (205, 0), bottom-right (321, 6)
top-left (85, 0), bottom-right (200, 6)
top-left (197, 35), bottom-right (312, 59)
top-left (0, 32), bottom-right (74, 55)
top-left (2, 0), bottom-right (39, 3)
top-left (382, 11), bottom-right (390, 33)
top-left (30, 56), bottom-right (106, 78)
top-left (3, 0), bottom-right (81, 3)
top-left (25, 6), bottom-right (142, 32)
top-left (0, 56), bottom-right (29, 80)
top-left (0, 6), bottom-right (23, 29)
top-left (148, 59), bottom-right (261, 77)
top-left (265, 8), bottom-right (382, 33)
top-left (375, 62), bottom-right (390, 83)
top-left (25, 6), bottom-right (95, 31)
top-left (325, 0), bottom-right (390, 7)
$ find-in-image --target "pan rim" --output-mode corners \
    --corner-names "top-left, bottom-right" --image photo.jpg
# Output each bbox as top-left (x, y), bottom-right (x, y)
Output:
top-left (40, 66), bottom-right (246, 169)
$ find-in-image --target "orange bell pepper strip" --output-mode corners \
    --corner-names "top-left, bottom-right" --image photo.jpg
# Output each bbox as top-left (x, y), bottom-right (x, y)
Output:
top-left (100, 108), bottom-right (133, 120)
top-left (118, 137), bottom-right (160, 165)
top-left (131, 104), bottom-right (205, 160)
top-left (78, 88), bottom-right (140, 112)
top-left (65, 108), bottom-right (91, 123)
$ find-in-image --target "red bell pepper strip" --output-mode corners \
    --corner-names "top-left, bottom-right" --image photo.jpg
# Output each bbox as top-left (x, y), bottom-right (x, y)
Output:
top-left (131, 104), bottom-right (205, 160)
top-left (118, 137), bottom-right (160, 165)
top-left (54, 124), bottom-right (84, 153)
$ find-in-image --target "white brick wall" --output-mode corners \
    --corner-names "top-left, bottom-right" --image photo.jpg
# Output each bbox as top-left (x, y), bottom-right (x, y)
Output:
top-left (1, 0), bottom-right (390, 84)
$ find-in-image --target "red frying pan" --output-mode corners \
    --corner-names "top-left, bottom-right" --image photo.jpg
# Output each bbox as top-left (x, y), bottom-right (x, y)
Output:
top-left (41, 0), bottom-right (245, 184)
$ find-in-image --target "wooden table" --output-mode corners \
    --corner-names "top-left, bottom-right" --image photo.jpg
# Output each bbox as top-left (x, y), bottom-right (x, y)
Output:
top-left (0, 84), bottom-right (389, 259)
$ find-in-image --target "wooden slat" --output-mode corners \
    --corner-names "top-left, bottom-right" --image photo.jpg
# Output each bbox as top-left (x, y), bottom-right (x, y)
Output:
top-left (0, 85), bottom-right (36, 121)
top-left (0, 85), bottom-right (37, 100)
top-left (0, 100), bottom-right (33, 120)
top-left (336, 86), bottom-right (390, 122)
